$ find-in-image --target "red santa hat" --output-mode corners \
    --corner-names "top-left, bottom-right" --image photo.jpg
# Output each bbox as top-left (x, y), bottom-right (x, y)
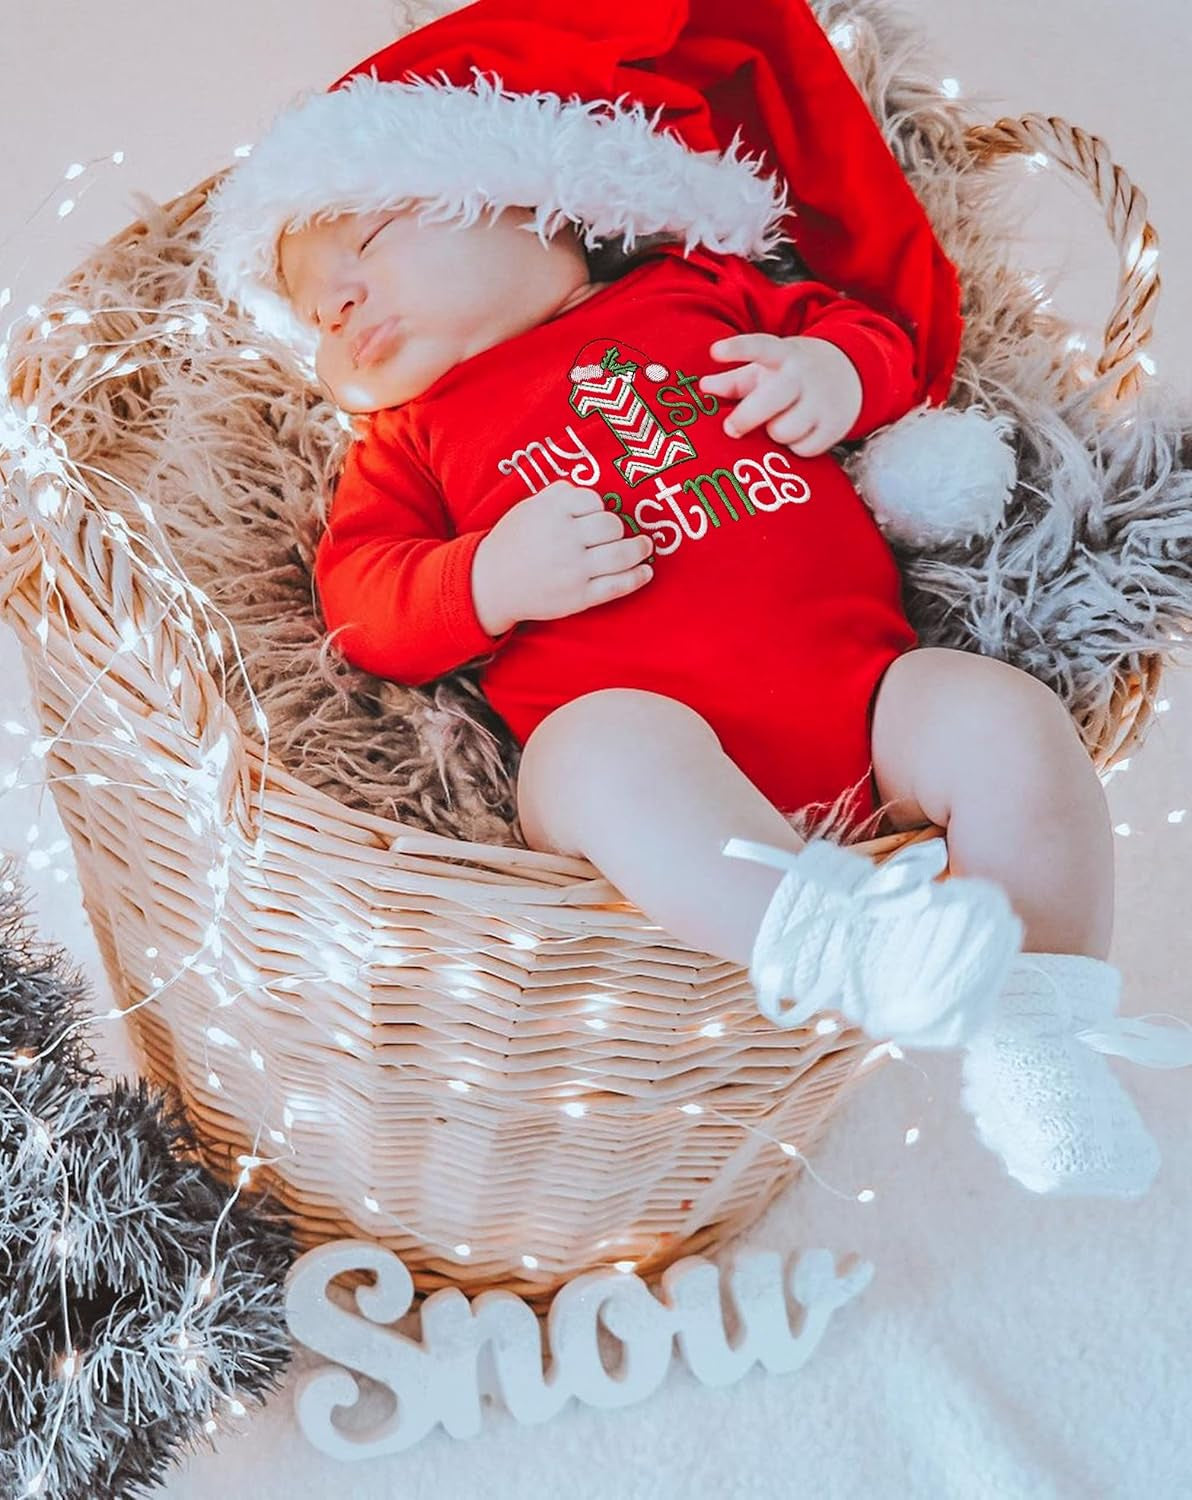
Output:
top-left (202, 0), bottom-right (1017, 547)
top-left (203, 0), bottom-right (965, 397)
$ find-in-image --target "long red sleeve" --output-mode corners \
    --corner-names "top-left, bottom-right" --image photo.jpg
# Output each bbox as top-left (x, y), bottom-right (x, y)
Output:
top-left (720, 256), bottom-right (921, 442)
top-left (313, 412), bottom-right (514, 686)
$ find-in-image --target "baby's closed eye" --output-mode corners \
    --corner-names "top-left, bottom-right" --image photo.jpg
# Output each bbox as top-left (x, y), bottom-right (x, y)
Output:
top-left (360, 217), bottom-right (396, 254)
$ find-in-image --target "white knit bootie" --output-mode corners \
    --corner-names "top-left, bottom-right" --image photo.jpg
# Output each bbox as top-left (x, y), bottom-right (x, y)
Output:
top-left (722, 835), bottom-right (1024, 1050)
top-left (960, 951), bottom-right (1192, 1197)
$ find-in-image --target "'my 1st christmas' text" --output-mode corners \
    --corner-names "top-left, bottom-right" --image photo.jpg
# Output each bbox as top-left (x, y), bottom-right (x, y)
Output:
top-left (495, 359), bottom-right (815, 557)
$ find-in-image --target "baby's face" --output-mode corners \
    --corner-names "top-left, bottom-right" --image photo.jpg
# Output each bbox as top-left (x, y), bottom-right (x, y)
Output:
top-left (277, 204), bottom-right (587, 414)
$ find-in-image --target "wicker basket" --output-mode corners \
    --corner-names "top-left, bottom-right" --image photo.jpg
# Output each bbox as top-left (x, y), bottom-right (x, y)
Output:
top-left (0, 110), bottom-right (1162, 1308)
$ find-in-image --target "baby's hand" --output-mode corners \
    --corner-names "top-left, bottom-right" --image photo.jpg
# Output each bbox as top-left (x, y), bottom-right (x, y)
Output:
top-left (472, 481), bottom-right (655, 635)
top-left (699, 334), bottom-right (863, 456)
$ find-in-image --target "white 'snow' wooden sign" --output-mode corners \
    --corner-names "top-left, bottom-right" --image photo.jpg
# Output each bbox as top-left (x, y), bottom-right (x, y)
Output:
top-left (284, 1239), bottom-right (873, 1457)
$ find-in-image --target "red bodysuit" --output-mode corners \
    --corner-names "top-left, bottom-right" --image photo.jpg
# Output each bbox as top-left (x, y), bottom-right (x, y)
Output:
top-left (314, 245), bottom-right (921, 835)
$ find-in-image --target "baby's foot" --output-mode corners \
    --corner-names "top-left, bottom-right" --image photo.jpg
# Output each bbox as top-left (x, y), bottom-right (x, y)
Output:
top-left (960, 953), bottom-right (1167, 1197)
top-left (723, 835), bottom-right (1024, 1049)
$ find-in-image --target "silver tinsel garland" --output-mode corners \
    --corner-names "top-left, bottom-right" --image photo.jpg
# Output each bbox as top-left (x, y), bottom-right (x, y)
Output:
top-left (0, 865), bottom-right (295, 1499)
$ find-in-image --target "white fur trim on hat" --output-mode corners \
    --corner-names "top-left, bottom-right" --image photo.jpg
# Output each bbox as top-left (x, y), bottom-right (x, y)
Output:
top-left (200, 66), bottom-right (791, 358)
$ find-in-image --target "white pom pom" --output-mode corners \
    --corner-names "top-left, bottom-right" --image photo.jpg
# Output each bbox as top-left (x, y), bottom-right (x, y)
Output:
top-left (850, 405), bottom-right (1017, 549)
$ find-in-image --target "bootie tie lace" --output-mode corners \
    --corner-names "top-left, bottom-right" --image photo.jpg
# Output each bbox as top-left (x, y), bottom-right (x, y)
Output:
top-left (722, 834), bottom-right (1024, 1050)
top-left (960, 951), bottom-right (1192, 1197)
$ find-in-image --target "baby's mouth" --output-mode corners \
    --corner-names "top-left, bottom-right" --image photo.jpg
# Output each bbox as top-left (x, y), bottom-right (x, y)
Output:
top-left (352, 316), bottom-right (402, 367)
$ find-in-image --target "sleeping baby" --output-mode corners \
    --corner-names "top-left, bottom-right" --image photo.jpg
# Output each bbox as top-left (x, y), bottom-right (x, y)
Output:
top-left (204, 0), bottom-right (1176, 1200)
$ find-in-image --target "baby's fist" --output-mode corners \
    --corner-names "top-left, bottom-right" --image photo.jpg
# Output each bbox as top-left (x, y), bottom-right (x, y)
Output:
top-left (700, 333), bottom-right (863, 456)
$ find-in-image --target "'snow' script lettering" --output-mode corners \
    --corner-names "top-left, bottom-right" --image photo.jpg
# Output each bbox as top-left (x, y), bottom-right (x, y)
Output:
top-left (285, 1240), bottom-right (874, 1458)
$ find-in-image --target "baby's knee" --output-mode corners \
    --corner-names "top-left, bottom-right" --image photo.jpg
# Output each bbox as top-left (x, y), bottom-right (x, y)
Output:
top-left (516, 689), bottom-right (720, 854)
top-left (964, 657), bottom-right (1075, 761)
top-left (877, 648), bottom-right (1082, 825)
top-left (896, 647), bottom-right (1066, 734)
top-left (922, 648), bottom-right (1082, 786)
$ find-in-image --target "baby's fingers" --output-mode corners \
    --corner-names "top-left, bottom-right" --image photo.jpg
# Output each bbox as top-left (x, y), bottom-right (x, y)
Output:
top-left (709, 334), bottom-right (787, 368)
top-left (698, 365), bottom-right (762, 402)
top-left (724, 370), bottom-right (803, 439)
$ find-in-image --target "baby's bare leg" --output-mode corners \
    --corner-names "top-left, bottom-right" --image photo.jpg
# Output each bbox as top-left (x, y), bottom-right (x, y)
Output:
top-left (516, 688), bottom-right (805, 967)
top-left (870, 647), bottom-right (1114, 959)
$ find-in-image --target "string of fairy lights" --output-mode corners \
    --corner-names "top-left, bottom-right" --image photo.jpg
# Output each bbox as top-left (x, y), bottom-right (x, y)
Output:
top-left (0, 29), bottom-right (1186, 1495)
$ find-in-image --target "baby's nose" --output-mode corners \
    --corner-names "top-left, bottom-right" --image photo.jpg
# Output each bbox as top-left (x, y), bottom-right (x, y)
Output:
top-left (324, 296), bottom-right (359, 335)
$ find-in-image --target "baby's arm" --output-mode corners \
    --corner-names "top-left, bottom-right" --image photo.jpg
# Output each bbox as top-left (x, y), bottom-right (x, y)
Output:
top-left (315, 413), bottom-right (513, 686)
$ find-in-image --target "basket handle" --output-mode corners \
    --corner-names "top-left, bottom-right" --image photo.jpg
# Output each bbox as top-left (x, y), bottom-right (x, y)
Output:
top-left (962, 113), bottom-right (1160, 402)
